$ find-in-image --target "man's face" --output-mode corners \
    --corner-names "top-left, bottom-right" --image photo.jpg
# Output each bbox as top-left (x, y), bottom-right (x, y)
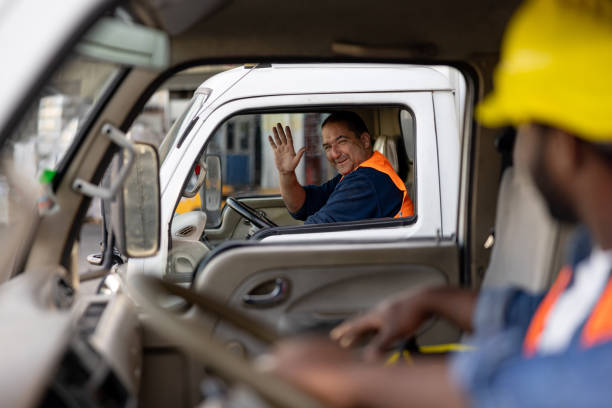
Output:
top-left (321, 121), bottom-right (371, 176)
top-left (515, 124), bottom-right (578, 223)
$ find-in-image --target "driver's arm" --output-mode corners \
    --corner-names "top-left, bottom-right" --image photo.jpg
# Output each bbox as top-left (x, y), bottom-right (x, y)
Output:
top-left (268, 338), bottom-right (469, 408)
top-left (278, 168), bottom-right (306, 213)
top-left (343, 362), bottom-right (469, 408)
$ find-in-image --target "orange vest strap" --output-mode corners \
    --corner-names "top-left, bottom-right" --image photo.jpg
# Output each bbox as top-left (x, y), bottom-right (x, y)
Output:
top-left (581, 277), bottom-right (612, 348)
top-left (357, 152), bottom-right (414, 218)
top-left (523, 266), bottom-right (572, 357)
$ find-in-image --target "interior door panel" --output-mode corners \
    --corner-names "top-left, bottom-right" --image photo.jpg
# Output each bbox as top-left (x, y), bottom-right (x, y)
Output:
top-left (190, 239), bottom-right (461, 356)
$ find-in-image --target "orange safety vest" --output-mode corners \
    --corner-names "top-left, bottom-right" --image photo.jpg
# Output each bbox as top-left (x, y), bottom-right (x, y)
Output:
top-left (523, 265), bottom-right (612, 357)
top-left (348, 151), bottom-right (414, 218)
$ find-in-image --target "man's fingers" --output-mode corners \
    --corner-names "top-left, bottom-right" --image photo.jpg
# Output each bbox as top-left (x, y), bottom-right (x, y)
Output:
top-left (331, 316), bottom-right (379, 348)
top-left (363, 328), bottom-right (395, 362)
top-left (285, 126), bottom-right (293, 143)
top-left (294, 147), bottom-right (306, 164)
top-left (272, 126), bottom-right (282, 146)
top-left (268, 135), bottom-right (277, 150)
top-left (276, 123), bottom-right (288, 144)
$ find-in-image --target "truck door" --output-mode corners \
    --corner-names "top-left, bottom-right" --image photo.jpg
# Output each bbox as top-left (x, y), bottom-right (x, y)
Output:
top-left (149, 89), bottom-right (464, 352)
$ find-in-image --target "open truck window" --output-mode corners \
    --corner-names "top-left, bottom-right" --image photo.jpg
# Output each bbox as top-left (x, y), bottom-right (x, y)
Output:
top-left (184, 108), bottom-right (417, 229)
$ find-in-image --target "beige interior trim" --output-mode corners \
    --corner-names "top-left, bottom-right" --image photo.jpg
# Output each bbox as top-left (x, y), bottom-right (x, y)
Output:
top-left (26, 68), bottom-right (159, 271)
top-left (127, 273), bottom-right (326, 408)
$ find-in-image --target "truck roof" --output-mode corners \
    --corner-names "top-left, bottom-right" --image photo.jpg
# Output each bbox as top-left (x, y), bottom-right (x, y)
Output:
top-left (196, 64), bottom-right (455, 102)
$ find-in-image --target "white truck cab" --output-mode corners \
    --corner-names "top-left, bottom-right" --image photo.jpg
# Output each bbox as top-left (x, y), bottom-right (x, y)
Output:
top-left (137, 64), bottom-right (465, 280)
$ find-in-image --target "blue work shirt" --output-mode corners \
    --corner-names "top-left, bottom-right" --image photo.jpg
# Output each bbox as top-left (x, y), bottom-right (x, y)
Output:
top-left (451, 228), bottom-right (612, 407)
top-left (290, 167), bottom-right (404, 224)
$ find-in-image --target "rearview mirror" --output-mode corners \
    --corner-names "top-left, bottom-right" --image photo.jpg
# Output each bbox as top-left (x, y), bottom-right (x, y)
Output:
top-left (112, 143), bottom-right (160, 258)
top-left (76, 17), bottom-right (170, 70)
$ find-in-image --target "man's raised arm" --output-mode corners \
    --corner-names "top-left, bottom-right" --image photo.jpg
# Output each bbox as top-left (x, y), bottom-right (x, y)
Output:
top-left (268, 123), bottom-right (307, 213)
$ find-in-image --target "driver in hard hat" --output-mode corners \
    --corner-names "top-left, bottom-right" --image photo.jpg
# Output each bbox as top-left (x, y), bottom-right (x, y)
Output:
top-left (264, 1), bottom-right (612, 406)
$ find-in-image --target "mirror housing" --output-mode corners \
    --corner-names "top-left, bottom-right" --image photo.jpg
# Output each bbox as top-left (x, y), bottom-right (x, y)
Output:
top-left (204, 155), bottom-right (222, 211)
top-left (182, 155), bottom-right (207, 198)
top-left (112, 143), bottom-right (161, 258)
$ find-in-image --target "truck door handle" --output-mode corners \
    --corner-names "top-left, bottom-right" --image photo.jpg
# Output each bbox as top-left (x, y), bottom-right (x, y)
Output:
top-left (242, 278), bottom-right (289, 307)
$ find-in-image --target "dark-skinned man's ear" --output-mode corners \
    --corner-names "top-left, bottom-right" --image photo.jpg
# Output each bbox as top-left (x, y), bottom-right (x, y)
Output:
top-left (555, 129), bottom-right (584, 173)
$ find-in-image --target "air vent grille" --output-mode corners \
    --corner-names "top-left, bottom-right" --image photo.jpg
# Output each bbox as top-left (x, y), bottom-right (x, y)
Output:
top-left (177, 226), bottom-right (195, 237)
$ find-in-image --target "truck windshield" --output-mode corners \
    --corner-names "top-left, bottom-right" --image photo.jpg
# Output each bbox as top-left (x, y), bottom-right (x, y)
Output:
top-left (0, 52), bottom-right (122, 280)
top-left (158, 90), bottom-right (209, 164)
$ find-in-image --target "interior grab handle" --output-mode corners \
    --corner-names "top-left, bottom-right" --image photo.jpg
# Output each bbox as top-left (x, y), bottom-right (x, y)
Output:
top-left (242, 278), bottom-right (289, 307)
top-left (72, 123), bottom-right (135, 200)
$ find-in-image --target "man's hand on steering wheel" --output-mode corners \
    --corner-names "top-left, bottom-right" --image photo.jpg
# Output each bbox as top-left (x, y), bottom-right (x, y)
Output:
top-left (329, 290), bottom-right (432, 362)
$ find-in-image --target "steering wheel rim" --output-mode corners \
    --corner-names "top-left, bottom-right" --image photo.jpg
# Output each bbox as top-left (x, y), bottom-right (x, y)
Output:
top-left (226, 197), bottom-right (278, 229)
top-left (126, 274), bottom-right (326, 408)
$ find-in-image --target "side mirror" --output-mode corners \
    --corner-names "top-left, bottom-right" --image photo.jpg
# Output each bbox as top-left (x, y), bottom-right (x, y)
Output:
top-left (112, 143), bottom-right (160, 258)
top-left (204, 155), bottom-right (222, 211)
top-left (182, 155), bottom-right (207, 198)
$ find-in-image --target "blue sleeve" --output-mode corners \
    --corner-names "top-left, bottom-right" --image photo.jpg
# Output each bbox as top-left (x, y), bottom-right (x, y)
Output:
top-left (290, 175), bottom-right (341, 221)
top-left (455, 341), bottom-right (612, 407)
top-left (503, 289), bottom-right (546, 331)
top-left (302, 168), bottom-right (403, 225)
top-left (451, 288), bottom-right (553, 407)
top-left (472, 287), bottom-right (544, 337)
top-left (303, 170), bottom-right (382, 224)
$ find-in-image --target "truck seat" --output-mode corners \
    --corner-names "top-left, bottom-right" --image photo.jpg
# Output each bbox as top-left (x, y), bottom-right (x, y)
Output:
top-left (482, 167), bottom-right (573, 292)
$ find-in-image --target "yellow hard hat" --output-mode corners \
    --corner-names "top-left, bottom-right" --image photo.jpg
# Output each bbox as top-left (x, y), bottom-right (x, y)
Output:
top-left (477, 0), bottom-right (612, 142)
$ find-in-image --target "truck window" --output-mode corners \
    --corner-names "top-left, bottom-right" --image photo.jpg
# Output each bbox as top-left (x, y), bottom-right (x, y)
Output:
top-left (179, 107), bottom-right (416, 228)
top-left (128, 64), bottom-right (466, 248)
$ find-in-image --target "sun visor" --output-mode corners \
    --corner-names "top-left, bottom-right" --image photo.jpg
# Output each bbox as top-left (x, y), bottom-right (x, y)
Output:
top-left (139, 0), bottom-right (230, 36)
top-left (76, 17), bottom-right (169, 70)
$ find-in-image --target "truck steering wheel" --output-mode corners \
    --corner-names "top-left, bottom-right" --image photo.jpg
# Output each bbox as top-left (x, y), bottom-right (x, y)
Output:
top-left (126, 274), bottom-right (325, 408)
top-left (226, 197), bottom-right (278, 229)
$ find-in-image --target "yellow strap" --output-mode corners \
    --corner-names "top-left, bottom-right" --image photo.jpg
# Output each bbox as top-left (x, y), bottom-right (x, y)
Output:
top-left (385, 343), bottom-right (474, 365)
top-left (385, 351), bottom-right (402, 366)
top-left (419, 343), bottom-right (475, 353)
top-left (402, 350), bottom-right (413, 364)
top-left (385, 350), bottom-right (414, 365)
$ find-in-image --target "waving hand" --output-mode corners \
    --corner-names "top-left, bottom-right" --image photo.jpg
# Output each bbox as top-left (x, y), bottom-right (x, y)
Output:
top-left (268, 123), bottom-right (306, 175)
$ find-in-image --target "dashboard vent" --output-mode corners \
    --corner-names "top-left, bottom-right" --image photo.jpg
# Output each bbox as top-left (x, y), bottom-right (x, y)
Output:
top-left (177, 226), bottom-right (195, 237)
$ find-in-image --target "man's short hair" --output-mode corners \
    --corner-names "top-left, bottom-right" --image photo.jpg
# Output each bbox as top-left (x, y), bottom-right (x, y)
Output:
top-left (321, 111), bottom-right (369, 138)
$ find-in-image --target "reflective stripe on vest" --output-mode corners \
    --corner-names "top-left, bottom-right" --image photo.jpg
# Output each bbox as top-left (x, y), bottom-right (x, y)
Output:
top-left (357, 151), bottom-right (414, 218)
top-left (523, 265), bottom-right (612, 356)
top-left (582, 276), bottom-right (612, 347)
top-left (523, 266), bottom-right (572, 357)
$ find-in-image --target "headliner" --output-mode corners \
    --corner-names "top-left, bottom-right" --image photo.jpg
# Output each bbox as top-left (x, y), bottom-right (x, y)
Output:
top-left (134, 0), bottom-right (522, 64)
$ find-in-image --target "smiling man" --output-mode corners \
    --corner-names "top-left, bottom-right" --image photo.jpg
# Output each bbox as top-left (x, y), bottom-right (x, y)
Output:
top-left (268, 111), bottom-right (414, 224)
